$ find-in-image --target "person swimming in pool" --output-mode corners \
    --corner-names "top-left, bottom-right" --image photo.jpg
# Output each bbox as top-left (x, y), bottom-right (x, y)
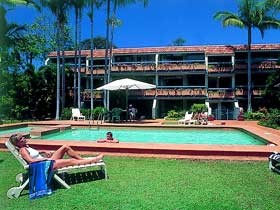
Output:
top-left (97, 131), bottom-right (119, 143)
top-left (9, 133), bottom-right (104, 169)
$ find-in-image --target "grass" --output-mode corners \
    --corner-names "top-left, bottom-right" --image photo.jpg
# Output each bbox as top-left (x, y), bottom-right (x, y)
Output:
top-left (1, 152), bottom-right (280, 210)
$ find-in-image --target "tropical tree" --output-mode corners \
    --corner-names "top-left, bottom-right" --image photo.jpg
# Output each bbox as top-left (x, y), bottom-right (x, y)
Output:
top-left (85, 0), bottom-right (104, 115)
top-left (172, 37), bottom-right (186, 46)
top-left (263, 71), bottom-right (280, 108)
top-left (41, 0), bottom-right (69, 119)
top-left (80, 36), bottom-right (116, 49)
top-left (69, 0), bottom-right (87, 109)
top-left (0, 0), bottom-right (38, 120)
top-left (214, 0), bottom-right (280, 112)
top-left (265, 0), bottom-right (280, 13)
top-left (103, 0), bottom-right (148, 110)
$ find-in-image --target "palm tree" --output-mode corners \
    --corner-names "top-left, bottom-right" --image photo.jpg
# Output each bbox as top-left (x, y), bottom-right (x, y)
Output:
top-left (104, 0), bottom-right (148, 110)
top-left (85, 0), bottom-right (103, 115)
top-left (214, 0), bottom-right (280, 112)
top-left (70, 0), bottom-right (86, 109)
top-left (0, 0), bottom-right (39, 62)
top-left (41, 0), bottom-right (69, 119)
top-left (265, 0), bottom-right (280, 12)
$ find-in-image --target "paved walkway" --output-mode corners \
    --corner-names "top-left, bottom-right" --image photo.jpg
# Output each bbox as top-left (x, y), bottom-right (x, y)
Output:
top-left (1, 120), bottom-right (279, 161)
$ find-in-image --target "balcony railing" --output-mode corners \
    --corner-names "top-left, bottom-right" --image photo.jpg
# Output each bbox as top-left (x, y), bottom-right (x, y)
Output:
top-left (207, 89), bottom-right (235, 99)
top-left (81, 90), bottom-right (103, 100)
top-left (157, 63), bottom-right (206, 71)
top-left (111, 63), bottom-right (156, 72)
top-left (208, 63), bottom-right (233, 73)
top-left (235, 88), bottom-right (263, 96)
top-left (80, 87), bottom-right (263, 100)
top-left (235, 61), bottom-right (280, 71)
top-left (131, 88), bottom-right (207, 97)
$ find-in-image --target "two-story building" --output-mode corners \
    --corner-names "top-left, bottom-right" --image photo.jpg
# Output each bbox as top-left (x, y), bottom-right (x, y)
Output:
top-left (47, 44), bottom-right (280, 120)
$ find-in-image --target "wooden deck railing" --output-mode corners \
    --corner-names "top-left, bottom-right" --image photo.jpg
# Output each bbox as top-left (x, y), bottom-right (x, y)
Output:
top-left (80, 88), bottom-right (264, 100)
top-left (81, 90), bottom-right (103, 100)
top-left (235, 61), bottom-right (280, 71)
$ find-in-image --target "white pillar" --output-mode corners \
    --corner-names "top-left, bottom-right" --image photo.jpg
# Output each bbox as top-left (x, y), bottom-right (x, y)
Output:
top-left (152, 99), bottom-right (157, 119)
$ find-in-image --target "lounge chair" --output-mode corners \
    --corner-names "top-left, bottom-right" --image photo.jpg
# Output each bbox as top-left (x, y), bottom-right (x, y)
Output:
top-left (177, 112), bottom-right (196, 125)
top-left (71, 108), bottom-right (86, 120)
top-left (269, 152), bottom-right (280, 174)
top-left (5, 141), bottom-right (107, 199)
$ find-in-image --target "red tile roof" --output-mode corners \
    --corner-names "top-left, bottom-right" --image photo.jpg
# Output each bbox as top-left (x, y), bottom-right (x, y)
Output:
top-left (47, 44), bottom-right (280, 58)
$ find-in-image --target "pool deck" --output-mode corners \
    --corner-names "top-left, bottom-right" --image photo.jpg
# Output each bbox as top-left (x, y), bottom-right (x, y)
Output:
top-left (1, 120), bottom-right (280, 161)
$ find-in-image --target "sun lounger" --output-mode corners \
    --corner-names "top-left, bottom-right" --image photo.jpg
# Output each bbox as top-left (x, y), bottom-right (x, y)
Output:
top-left (177, 112), bottom-right (196, 125)
top-left (5, 141), bottom-right (107, 199)
top-left (269, 152), bottom-right (280, 174)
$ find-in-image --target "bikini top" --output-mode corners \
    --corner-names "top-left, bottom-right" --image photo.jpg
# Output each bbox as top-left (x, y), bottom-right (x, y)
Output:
top-left (26, 146), bottom-right (43, 159)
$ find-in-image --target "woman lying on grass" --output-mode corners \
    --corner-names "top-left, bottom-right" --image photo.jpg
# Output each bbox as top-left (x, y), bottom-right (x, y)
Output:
top-left (9, 134), bottom-right (104, 169)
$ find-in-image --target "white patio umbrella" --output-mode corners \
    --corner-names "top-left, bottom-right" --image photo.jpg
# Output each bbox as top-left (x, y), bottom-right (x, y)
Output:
top-left (96, 78), bottom-right (156, 120)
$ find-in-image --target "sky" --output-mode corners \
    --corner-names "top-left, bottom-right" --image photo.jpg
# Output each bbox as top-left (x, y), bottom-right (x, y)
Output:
top-left (6, 0), bottom-right (280, 48)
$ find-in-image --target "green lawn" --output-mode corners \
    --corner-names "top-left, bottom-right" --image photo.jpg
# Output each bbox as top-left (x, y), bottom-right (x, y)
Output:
top-left (1, 152), bottom-right (279, 210)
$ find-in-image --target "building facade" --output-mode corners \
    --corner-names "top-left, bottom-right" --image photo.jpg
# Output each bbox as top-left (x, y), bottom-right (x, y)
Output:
top-left (47, 44), bottom-right (280, 120)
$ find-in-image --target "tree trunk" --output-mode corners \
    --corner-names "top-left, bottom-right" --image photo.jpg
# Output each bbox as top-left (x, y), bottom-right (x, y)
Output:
top-left (73, 10), bottom-right (78, 107)
top-left (61, 24), bottom-right (65, 111)
top-left (77, 8), bottom-right (82, 109)
top-left (104, 0), bottom-right (111, 110)
top-left (247, 26), bottom-right (252, 112)
top-left (55, 17), bottom-right (60, 120)
top-left (90, 1), bottom-right (94, 115)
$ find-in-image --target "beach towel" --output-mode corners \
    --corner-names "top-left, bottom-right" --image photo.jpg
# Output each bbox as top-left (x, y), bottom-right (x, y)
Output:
top-left (29, 160), bottom-right (54, 199)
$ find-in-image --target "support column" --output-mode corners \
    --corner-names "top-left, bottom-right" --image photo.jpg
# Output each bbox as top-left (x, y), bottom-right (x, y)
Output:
top-left (155, 54), bottom-right (159, 86)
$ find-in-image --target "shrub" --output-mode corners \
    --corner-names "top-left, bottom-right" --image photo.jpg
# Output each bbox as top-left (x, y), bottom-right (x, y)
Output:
top-left (93, 106), bottom-right (107, 119)
top-left (259, 108), bottom-right (280, 129)
top-left (191, 104), bottom-right (207, 113)
top-left (164, 110), bottom-right (181, 120)
top-left (80, 108), bottom-right (90, 119)
top-left (244, 111), bottom-right (266, 120)
top-left (61, 108), bottom-right (72, 120)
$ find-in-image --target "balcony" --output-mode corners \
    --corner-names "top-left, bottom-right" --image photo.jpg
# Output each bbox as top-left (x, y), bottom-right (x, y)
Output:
top-left (111, 63), bottom-right (156, 72)
top-left (81, 90), bottom-right (103, 101)
top-left (235, 60), bottom-right (280, 71)
top-left (131, 88), bottom-right (207, 97)
top-left (208, 63), bottom-right (233, 73)
top-left (235, 88), bottom-right (263, 96)
top-left (207, 89), bottom-right (235, 99)
top-left (157, 62), bottom-right (206, 71)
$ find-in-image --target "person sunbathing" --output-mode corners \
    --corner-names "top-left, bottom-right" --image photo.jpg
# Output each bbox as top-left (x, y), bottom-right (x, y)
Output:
top-left (97, 131), bottom-right (119, 143)
top-left (9, 134), bottom-right (104, 170)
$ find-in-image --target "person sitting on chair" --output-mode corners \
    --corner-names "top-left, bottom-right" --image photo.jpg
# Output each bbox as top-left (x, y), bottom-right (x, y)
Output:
top-left (128, 104), bottom-right (137, 121)
top-left (97, 131), bottom-right (119, 143)
top-left (9, 134), bottom-right (104, 170)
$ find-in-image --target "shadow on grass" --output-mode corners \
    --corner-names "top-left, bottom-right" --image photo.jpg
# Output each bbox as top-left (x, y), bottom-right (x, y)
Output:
top-left (53, 169), bottom-right (106, 190)
top-left (15, 169), bottom-right (106, 197)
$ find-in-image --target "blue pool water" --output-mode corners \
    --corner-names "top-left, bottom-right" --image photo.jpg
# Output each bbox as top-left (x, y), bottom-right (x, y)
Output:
top-left (0, 126), bottom-right (33, 135)
top-left (41, 128), bottom-right (266, 145)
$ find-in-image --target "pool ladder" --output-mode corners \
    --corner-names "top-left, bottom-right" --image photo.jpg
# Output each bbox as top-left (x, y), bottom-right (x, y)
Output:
top-left (88, 112), bottom-right (104, 130)
top-left (88, 113), bottom-right (94, 128)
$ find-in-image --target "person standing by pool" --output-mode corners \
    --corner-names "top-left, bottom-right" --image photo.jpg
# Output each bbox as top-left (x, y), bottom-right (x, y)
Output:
top-left (9, 134), bottom-right (104, 169)
top-left (97, 131), bottom-right (119, 143)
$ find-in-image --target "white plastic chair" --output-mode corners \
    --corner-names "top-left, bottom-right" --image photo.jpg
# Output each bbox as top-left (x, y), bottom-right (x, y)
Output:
top-left (71, 108), bottom-right (86, 120)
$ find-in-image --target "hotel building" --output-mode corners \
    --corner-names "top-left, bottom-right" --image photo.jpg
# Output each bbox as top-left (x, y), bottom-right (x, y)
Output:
top-left (47, 44), bottom-right (280, 120)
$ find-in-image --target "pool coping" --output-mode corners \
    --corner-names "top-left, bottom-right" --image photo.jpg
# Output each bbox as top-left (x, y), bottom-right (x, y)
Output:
top-left (0, 120), bottom-right (280, 160)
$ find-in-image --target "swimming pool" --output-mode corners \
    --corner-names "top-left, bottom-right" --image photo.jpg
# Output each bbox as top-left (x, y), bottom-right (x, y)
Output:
top-left (41, 127), bottom-right (267, 145)
top-left (0, 126), bottom-right (33, 135)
